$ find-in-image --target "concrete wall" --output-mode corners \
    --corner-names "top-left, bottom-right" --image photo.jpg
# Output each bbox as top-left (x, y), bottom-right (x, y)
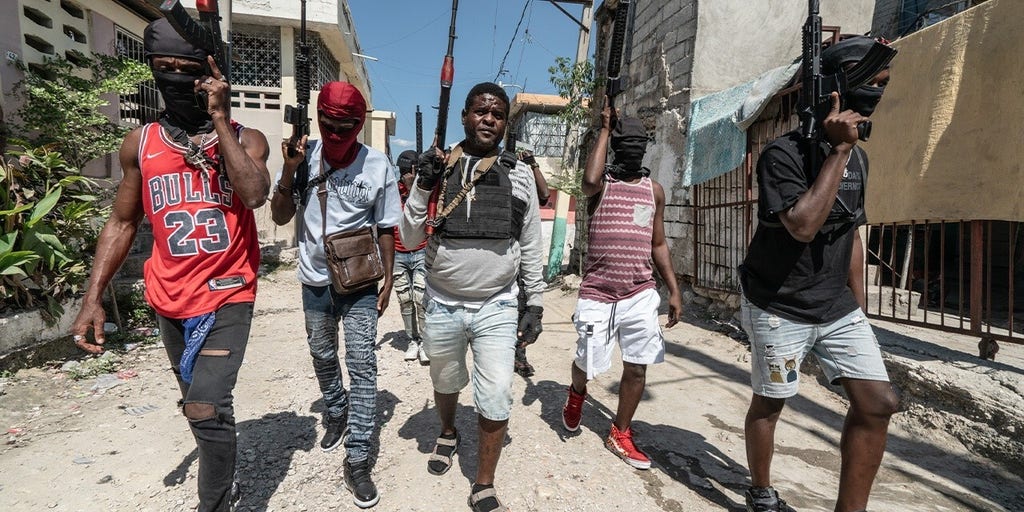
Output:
top-left (692, 1), bottom-right (875, 96)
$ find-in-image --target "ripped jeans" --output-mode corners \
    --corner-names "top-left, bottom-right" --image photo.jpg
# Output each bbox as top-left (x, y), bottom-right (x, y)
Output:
top-left (160, 302), bottom-right (253, 512)
top-left (740, 296), bottom-right (889, 399)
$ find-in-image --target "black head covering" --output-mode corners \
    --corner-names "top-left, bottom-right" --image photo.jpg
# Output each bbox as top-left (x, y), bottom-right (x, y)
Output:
top-left (610, 117), bottom-right (649, 175)
top-left (821, 35), bottom-right (891, 117)
top-left (143, 18), bottom-right (214, 135)
top-left (143, 18), bottom-right (208, 63)
top-left (397, 150), bottom-right (418, 174)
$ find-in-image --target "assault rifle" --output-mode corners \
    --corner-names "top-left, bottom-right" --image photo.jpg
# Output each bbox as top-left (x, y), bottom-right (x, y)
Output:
top-left (157, 0), bottom-right (230, 79)
top-left (604, 0), bottom-right (634, 113)
top-left (425, 0), bottom-right (460, 233)
top-left (285, 0), bottom-right (312, 204)
top-left (799, 0), bottom-right (897, 162)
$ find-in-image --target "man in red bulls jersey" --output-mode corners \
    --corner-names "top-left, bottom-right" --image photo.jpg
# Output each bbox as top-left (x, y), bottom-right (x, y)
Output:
top-left (270, 82), bottom-right (400, 509)
top-left (70, 18), bottom-right (270, 512)
top-left (561, 102), bottom-right (682, 471)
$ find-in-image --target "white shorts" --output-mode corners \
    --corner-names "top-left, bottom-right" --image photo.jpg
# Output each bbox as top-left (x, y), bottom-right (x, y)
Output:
top-left (573, 287), bottom-right (665, 379)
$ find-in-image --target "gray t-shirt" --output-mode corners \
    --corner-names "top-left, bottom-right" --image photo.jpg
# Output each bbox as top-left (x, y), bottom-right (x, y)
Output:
top-left (280, 141), bottom-right (402, 287)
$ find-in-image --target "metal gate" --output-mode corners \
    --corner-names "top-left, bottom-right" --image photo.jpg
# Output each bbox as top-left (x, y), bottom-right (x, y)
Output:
top-left (693, 89), bottom-right (800, 293)
top-left (865, 220), bottom-right (1023, 350)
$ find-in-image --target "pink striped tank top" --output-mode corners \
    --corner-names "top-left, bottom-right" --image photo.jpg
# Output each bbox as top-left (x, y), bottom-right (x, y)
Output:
top-left (579, 177), bottom-right (656, 303)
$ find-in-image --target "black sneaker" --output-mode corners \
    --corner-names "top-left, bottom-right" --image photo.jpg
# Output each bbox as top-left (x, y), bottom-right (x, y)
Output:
top-left (745, 486), bottom-right (787, 512)
top-left (320, 410), bottom-right (349, 452)
top-left (344, 458), bottom-right (380, 508)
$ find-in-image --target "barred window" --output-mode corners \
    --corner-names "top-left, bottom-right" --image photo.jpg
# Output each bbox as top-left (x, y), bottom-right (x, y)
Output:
top-left (115, 27), bottom-right (161, 126)
top-left (516, 112), bottom-right (568, 158)
top-left (232, 25), bottom-right (281, 88)
top-left (304, 31), bottom-right (340, 90)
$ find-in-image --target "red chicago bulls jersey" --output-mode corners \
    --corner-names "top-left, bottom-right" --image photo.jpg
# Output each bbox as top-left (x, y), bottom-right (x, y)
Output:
top-left (137, 122), bottom-right (259, 318)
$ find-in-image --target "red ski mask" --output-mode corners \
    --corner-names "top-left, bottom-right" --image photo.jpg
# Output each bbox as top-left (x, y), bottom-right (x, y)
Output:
top-left (317, 82), bottom-right (367, 168)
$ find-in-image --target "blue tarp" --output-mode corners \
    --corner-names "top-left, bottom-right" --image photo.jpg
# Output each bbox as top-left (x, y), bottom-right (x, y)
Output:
top-left (682, 62), bottom-right (800, 187)
top-left (682, 81), bottom-right (755, 187)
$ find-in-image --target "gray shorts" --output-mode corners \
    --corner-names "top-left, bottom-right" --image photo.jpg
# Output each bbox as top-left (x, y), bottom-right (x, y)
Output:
top-left (740, 296), bottom-right (889, 399)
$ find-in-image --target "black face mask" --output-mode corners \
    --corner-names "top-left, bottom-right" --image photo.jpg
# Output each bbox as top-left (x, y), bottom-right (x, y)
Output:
top-left (153, 70), bottom-right (213, 134)
top-left (611, 136), bottom-right (647, 171)
top-left (844, 84), bottom-right (885, 117)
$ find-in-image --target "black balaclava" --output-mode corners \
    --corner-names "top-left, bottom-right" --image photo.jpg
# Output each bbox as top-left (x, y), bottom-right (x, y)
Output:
top-left (144, 18), bottom-right (213, 134)
top-left (821, 35), bottom-right (886, 117)
top-left (609, 116), bottom-right (650, 179)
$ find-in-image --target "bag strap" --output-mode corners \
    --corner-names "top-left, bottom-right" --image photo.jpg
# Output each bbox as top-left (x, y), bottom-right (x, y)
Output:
top-left (317, 157), bottom-right (341, 242)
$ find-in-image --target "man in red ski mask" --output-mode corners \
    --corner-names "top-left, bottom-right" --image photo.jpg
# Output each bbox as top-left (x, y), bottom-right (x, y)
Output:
top-left (271, 81), bottom-right (401, 509)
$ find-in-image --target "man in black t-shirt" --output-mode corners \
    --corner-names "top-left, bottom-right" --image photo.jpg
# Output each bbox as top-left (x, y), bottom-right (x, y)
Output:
top-left (738, 36), bottom-right (899, 512)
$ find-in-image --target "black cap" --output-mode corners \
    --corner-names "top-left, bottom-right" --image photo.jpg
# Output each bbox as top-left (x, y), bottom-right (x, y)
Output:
top-left (396, 150), bottom-right (418, 173)
top-left (144, 18), bottom-right (208, 63)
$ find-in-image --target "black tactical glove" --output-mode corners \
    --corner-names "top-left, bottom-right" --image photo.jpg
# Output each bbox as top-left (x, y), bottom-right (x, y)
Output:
top-left (517, 305), bottom-right (543, 345)
top-left (519, 150), bottom-right (537, 168)
top-left (416, 147), bottom-right (445, 191)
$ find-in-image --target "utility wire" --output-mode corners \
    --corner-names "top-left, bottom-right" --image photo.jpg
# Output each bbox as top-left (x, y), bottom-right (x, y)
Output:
top-left (494, 0), bottom-right (532, 81)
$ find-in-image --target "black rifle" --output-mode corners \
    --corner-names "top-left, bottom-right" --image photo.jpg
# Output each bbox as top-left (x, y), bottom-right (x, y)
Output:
top-left (605, 0), bottom-right (634, 113)
top-left (799, 0), bottom-right (897, 159)
top-left (434, 0), bottom-right (459, 150)
top-left (426, 0), bottom-right (460, 233)
top-left (506, 129), bottom-right (517, 153)
top-left (157, 0), bottom-right (229, 79)
top-left (415, 105), bottom-right (423, 154)
top-left (285, 0), bottom-right (312, 204)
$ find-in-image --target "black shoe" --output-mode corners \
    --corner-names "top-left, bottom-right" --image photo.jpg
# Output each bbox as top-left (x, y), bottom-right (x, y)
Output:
top-left (745, 486), bottom-right (787, 512)
top-left (320, 410), bottom-right (349, 452)
top-left (344, 458), bottom-right (380, 508)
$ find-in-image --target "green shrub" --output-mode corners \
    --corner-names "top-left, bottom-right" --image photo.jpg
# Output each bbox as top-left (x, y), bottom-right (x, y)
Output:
top-left (0, 147), bottom-right (108, 320)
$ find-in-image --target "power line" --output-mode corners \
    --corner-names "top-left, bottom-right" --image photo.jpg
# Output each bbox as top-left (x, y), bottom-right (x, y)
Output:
top-left (363, 10), bottom-right (449, 50)
top-left (493, 0), bottom-right (532, 81)
top-left (512, 2), bottom-right (535, 87)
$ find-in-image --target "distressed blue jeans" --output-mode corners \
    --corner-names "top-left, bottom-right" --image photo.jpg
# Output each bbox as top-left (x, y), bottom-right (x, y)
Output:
top-left (301, 284), bottom-right (379, 462)
top-left (393, 248), bottom-right (426, 341)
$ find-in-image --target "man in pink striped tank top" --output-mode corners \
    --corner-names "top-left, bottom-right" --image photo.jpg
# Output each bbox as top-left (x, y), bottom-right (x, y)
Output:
top-left (561, 103), bottom-right (682, 470)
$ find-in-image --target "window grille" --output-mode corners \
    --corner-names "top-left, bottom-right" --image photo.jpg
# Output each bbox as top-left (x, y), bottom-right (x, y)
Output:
top-left (232, 25), bottom-right (281, 88)
top-left (115, 27), bottom-right (161, 126)
top-left (517, 113), bottom-right (569, 158)
top-left (305, 32), bottom-right (340, 90)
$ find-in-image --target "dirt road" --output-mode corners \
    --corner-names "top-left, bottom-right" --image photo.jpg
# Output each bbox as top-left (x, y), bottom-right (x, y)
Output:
top-left (1, 267), bottom-right (1021, 511)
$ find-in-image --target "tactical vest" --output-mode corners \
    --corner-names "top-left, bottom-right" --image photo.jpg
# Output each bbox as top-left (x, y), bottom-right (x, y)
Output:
top-left (438, 151), bottom-right (526, 240)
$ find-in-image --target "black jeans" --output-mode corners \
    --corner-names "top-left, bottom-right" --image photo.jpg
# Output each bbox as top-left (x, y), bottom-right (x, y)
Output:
top-left (160, 302), bottom-right (253, 512)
